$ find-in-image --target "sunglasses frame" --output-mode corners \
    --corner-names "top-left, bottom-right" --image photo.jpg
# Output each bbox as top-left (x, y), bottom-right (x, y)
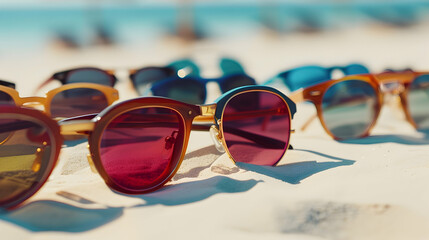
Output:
top-left (0, 83), bottom-right (119, 118)
top-left (290, 70), bottom-right (429, 140)
top-left (61, 85), bottom-right (296, 194)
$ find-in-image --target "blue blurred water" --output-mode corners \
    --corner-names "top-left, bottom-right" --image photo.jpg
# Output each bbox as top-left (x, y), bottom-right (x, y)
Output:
top-left (0, 1), bottom-right (428, 52)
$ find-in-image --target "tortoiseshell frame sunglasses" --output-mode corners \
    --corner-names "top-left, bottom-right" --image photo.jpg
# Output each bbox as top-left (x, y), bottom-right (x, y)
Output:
top-left (0, 83), bottom-right (118, 119)
top-left (59, 85), bottom-right (296, 194)
top-left (289, 70), bottom-right (429, 140)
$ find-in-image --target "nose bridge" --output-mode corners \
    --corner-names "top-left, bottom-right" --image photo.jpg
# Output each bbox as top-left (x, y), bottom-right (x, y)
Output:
top-left (380, 82), bottom-right (405, 95)
top-left (194, 104), bottom-right (217, 123)
top-left (375, 73), bottom-right (410, 95)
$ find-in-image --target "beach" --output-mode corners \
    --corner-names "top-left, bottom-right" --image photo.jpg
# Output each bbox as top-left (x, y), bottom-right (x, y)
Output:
top-left (0, 10), bottom-right (429, 239)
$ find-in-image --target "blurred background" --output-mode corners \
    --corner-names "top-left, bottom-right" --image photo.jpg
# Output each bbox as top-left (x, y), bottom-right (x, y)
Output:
top-left (1, 0), bottom-right (429, 95)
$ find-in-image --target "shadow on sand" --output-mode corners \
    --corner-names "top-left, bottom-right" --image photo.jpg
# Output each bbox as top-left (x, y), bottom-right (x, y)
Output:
top-left (340, 131), bottom-right (429, 145)
top-left (237, 148), bottom-right (355, 184)
top-left (0, 144), bottom-right (356, 232)
top-left (0, 176), bottom-right (260, 232)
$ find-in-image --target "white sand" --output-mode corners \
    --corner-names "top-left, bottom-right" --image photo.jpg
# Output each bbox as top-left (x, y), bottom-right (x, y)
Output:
top-left (1, 21), bottom-right (429, 239)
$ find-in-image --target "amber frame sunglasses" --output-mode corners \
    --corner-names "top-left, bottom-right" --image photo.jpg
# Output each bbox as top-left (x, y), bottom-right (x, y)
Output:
top-left (289, 70), bottom-right (429, 140)
top-left (0, 82), bottom-right (118, 119)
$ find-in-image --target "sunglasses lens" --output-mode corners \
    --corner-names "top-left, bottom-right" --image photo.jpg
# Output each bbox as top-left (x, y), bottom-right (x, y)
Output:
top-left (220, 75), bottom-right (255, 93)
top-left (50, 88), bottom-right (109, 118)
top-left (222, 91), bottom-right (291, 166)
top-left (0, 113), bottom-right (55, 208)
top-left (408, 74), bottom-right (429, 129)
top-left (151, 77), bottom-right (206, 104)
top-left (99, 107), bottom-right (185, 192)
top-left (133, 68), bottom-right (172, 95)
top-left (67, 69), bottom-right (112, 86)
top-left (322, 80), bottom-right (378, 139)
top-left (0, 91), bottom-right (14, 105)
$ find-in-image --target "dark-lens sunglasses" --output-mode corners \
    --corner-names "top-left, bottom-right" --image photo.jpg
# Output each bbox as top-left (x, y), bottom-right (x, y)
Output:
top-left (35, 58), bottom-right (244, 91)
top-left (290, 70), bottom-right (429, 140)
top-left (265, 63), bottom-right (369, 91)
top-left (147, 74), bottom-right (256, 104)
top-left (130, 57), bottom-right (247, 96)
top-left (0, 85), bottom-right (296, 208)
top-left (36, 58), bottom-right (251, 104)
top-left (0, 83), bottom-right (119, 119)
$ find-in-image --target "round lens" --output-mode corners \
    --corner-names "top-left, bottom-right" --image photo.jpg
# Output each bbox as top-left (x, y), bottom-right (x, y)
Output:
top-left (132, 68), bottom-right (172, 95)
top-left (67, 69), bottom-right (113, 86)
top-left (99, 107), bottom-right (185, 192)
top-left (222, 91), bottom-right (291, 166)
top-left (50, 88), bottom-right (109, 118)
top-left (322, 80), bottom-right (378, 139)
top-left (0, 113), bottom-right (56, 208)
top-left (151, 77), bottom-right (206, 104)
top-left (408, 74), bottom-right (429, 129)
top-left (220, 75), bottom-right (255, 93)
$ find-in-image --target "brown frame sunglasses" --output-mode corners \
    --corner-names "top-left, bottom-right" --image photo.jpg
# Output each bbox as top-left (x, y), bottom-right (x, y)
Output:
top-left (289, 70), bottom-right (429, 140)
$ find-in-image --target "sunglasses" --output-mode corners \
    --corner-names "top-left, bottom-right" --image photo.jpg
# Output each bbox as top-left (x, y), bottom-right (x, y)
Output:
top-left (265, 63), bottom-right (369, 91)
top-left (35, 58), bottom-right (252, 104)
top-left (289, 70), bottom-right (429, 140)
top-left (0, 85), bottom-right (296, 208)
top-left (0, 82), bottom-right (119, 119)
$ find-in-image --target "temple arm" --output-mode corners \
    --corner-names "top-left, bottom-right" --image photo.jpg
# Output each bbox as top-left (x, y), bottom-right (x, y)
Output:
top-left (34, 76), bottom-right (55, 93)
top-left (289, 88), bottom-right (319, 131)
